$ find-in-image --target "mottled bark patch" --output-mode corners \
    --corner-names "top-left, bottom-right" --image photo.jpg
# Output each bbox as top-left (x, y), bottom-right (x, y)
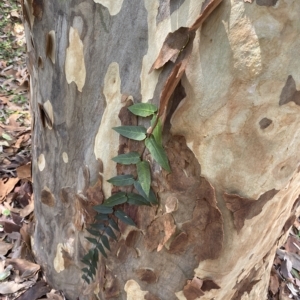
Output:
top-left (232, 267), bottom-right (260, 300)
top-left (259, 117), bottom-right (272, 129)
top-left (104, 268), bottom-right (120, 298)
top-left (41, 187), bottom-right (55, 207)
top-left (224, 189), bottom-right (278, 232)
top-left (156, 0), bottom-right (185, 24)
top-left (256, 0), bottom-right (278, 6)
top-left (279, 75), bottom-right (300, 106)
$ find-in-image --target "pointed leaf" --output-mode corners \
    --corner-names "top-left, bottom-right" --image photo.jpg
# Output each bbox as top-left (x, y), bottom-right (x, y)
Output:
top-left (95, 214), bottom-right (109, 221)
top-left (128, 103), bottom-right (157, 117)
top-left (151, 115), bottom-right (163, 146)
top-left (97, 242), bottom-right (108, 258)
top-left (86, 228), bottom-right (101, 236)
top-left (107, 175), bottom-right (135, 186)
top-left (101, 235), bottom-right (111, 251)
top-left (105, 226), bottom-right (117, 240)
top-left (134, 181), bottom-right (158, 205)
top-left (109, 218), bottom-right (120, 232)
top-left (85, 237), bottom-right (98, 245)
top-left (113, 126), bottom-right (147, 141)
top-left (114, 210), bottom-right (136, 227)
top-left (82, 274), bottom-right (90, 283)
top-left (127, 193), bottom-right (151, 206)
top-left (145, 136), bottom-right (171, 172)
top-left (90, 223), bottom-right (106, 231)
top-left (93, 205), bottom-right (113, 214)
top-left (112, 152), bottom-right (141, 165)
top-left (103, 192), bottom-right (127, 207)
top-left (136, 161), bottom-right (151, 197)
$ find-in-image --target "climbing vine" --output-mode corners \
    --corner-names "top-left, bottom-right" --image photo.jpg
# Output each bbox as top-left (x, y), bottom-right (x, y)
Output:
top-left (81, 102), bottom-right (170, 283)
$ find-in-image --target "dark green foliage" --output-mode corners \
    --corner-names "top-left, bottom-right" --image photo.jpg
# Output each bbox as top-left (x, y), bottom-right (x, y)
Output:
top-left (82, 102), bottom-right (169, 283)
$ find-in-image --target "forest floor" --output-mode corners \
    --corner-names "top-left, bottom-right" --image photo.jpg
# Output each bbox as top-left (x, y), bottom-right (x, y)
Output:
top-left (0, 0), bottom-right (299, 300)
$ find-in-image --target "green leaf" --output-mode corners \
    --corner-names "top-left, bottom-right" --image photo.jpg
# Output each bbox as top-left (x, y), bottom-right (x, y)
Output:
top-left (85, 237), bottom-right (98, 245)
top-left (107, 175), bottom-right (135, 186)
top-left (145, 136), bottom-right (171, 172)
top-left (97, 242), bottom-right (108, 258)
top-left (105, 226), bottom-right (117, 240)
top-left (113, 126), bottom-right (147, 141)
top-left (2, 133), bottom-right (12, 141)
top-left (95, 214), bottom-right (109, 221)
top-left (127, 192), bottom-right (151, 206)
top-left (86, 228), bottom-right (101, 236)
top-left (93, 205), bottom-right (113, 214)
top-left (133, 181), bottom-right (158, 205)
top-left (100, 235), bottom-right (110, 251)
top-left (90, 223), bottom-right (106, 231)
top-left (82, 274), bottom-right (90, 283)
top-left (103, 192), bottom-right (127, 207)
top-left (112, 152), bottom-right (141, 165)
top-left (151, 115), bottom-right (163, 146)
top-left (136, 161), bottom-right (151, 197)
top-left (109, 219), bottom-right (120, 232)
top-left (128, 103), bottom-right (157, 117)
top-left (114, 210), bottom-right (136, 227)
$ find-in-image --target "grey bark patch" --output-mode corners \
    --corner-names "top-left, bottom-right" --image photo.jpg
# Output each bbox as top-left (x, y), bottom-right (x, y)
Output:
top-left (156, 0), bottom-right (185, 25)
top-left (259, 118), bottom-right (272, 129)
top-left (279, 75), bottom-right (300, 106)
top-left (256, 0), bottom-right (278, 6)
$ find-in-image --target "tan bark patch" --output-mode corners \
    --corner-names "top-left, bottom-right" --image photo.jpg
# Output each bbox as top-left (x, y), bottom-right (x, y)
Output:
top-left (65, 27), bottom-right (86, 92)
top-left (224, 189), bottom-right (278, 232)
top-left (165, 196), bottom-right (178, 213)
top-left (38, 154), bottom-right (45, 171)
top-left (53, 243), bottom-right (64, 273)
top-left (94, 63), bottom-right (124, 198)
top-left (62, 152), bottom-right (68, 163)
top-left (124, 280), bottom-right (148, 300)
top-left (46, 31), bottom-right (56, 64)
top-left (93, 0), bottom-right (124, 15)
top-left (41, 187), bottom-right (55, 207)
top-left (43, 100), bottom-right (54, 129)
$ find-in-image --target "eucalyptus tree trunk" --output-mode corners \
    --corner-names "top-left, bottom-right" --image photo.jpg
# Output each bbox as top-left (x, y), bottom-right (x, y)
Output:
top-left (23, 0), bottom-right (300, 299)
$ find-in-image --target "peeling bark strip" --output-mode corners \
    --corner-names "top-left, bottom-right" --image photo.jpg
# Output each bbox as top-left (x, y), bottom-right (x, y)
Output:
top-left (224, 189), bottom-right (278, 232)
top-left (150, 0), bottom-right (223, 125)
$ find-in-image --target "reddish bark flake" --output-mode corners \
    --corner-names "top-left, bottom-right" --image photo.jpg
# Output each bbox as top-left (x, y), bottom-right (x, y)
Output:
top-left (183, 277), bottom-right (204, 300)
top-left (144, 292), bottom-right (161, 300)
top-left (189, 0), bottom-right (223, 32)
top-left (136, 268), bottom-right (158, 284)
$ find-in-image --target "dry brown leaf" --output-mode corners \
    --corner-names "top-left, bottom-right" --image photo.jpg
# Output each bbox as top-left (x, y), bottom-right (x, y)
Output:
top-left (0, 280), bottom-right (33, 294)
top-left (16, 281), bottom-right (51, 300)
top-left (0, 178), bottom-right (19, 202)
top-left (16, 163), bottom-right (31, 179)
top-left (20, 195), bottom-right (34, 218)
top-left (6, 258), bottom-right (40, 279)
top-left (269, 271), bottom-right (279, 295)
top-left (0, 240), bottom-right (13, 255)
